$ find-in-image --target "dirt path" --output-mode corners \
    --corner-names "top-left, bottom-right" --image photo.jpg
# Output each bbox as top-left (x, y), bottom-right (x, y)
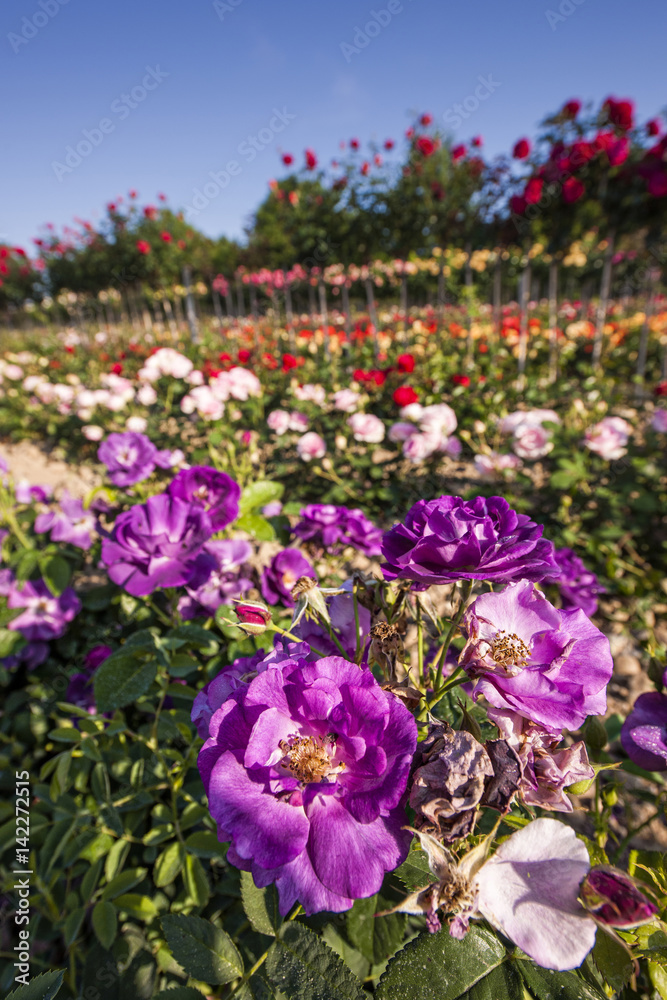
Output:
top-left (0, 440), bottom-right (102, 497)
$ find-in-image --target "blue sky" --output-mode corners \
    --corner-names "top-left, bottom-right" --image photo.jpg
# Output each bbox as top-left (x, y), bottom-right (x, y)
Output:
top-left (1, 0), bottom-right (665, 250)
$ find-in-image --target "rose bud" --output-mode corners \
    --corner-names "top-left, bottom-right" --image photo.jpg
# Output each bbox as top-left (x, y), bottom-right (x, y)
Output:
top-left (580, 865), bottom-right (658, 928)
top-left (233, 600), bottom-right (273, 635)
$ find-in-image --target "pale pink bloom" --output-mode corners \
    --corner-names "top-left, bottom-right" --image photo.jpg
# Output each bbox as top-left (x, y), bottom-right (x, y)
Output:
top-left (296, 432), bottom-right (326, 461)
top-left (419, 403), bottom-right (457, 437)
top-left (331, 388), bottom-right (360, 412)
top-left (474, 452), bottom-right (522, 478)
top-left (288, 411), bottom-right (309, 432)
top-left (513, 423), bottom-right (554, 460)
top-left (651, 408), bottom-right (667, 433)
top-left (94, 332), bottom-right (108, 345)
top-left (82, 425), bottom-right (104, 441)
top-left (584, 416), bottom-right (632, 460)
top-left (23, 375), bottom-right (44, 392)
top-left (399, 402), bottom-right (424, 422)
top-left (137, 384), bottom-right (158, 406)
top-left (143, 347), bottom-right (193, 380)
top-left (267, 409), bottom-right (291, 435)
top-left (3, 364), bottom-right (23, 381)
top-left (226, 366), bottom-right (262, 400)
top-left (185, 369), bottom-right (205, 386)
top-left (347, 412), bottom-right (385, 443)
top-left (499, 409), bottom-right (560, 434)
top-left (440, 435), bottom-right (462, 457)
top-left (389, 421), bottom-right (418, 443)
top-left (181, 386), bottom-right (225, 421)
top-left (126, 415), bottom-right (148, 433)
top-left (294, 383), bottom-right (326, 405)
top-left (402, 431), bottom-right (440, 463)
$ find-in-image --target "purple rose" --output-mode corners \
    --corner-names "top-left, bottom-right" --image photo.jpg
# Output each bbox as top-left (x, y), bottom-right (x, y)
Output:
top-left (549, 547), bottom-right (605, 617)
top-left (179, 539), bottom-right (253, 619)
top-left (101, 493), bottom-right (212, 597)
top-left (1, 641), bottom-right (49, 672)
top-left (7, 580), bottom-right (81, 641)
top-left (461, 580), bottom-right (612, 731)
top-left (167, 466), bottom-right (240, 531)
top-left (34, 491), bottom-right (97, 550)
top-left (198, 653), bottom-right (417, 914)
top-left (98, 432), bottom-right (158, 486)
top-left (84, 645), bottom-right (113, 670)
top-left (381, 495), bottom-right (557, 585)
top-left (261, 548), bottom-right (316, 607)
top-left (621, 688), bottom-right (667, 771)
top-left (191, 640), bottom-right (315, 739)
top-left (293, 504), bottom-right (383, 557)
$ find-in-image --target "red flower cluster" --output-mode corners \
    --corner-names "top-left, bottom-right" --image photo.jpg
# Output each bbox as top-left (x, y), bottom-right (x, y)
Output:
top-left (393, 386), bottom-right (418, 406)
top-left (354, 369), bottom-right (387, 387)
top-left (604, 97), bottom-right (635, 131)
top-left (452, 374), bottom-right (471, 387)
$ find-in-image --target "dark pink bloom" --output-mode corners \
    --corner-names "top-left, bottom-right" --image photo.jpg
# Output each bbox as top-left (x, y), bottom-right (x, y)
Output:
top-left (513, 138), bottom-right (531, 159)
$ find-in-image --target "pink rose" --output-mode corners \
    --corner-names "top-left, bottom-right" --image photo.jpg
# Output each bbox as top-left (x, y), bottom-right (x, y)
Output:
top-left (402, 432), bottom-right (440, 463)
top-left (267, 409), bottom-right (291, 435)
top-left (331, 389), bottom-right (360, 412)
top-left (388, 421), bottom-right (418, 442)
top-left (347, 412), bottom-right (385, 443)
top-left (288, 412), bottom-right (309, 432)
top-left (651, 408), bottom-right (667, 433)
top-left (296, 432), bottom-right (326, 461)
top-left (513, 423), bottom-right (554, 460)
top-left (419, 403), bottom-right (457, 437)
top-left (474, 452), bottom-right (522, 478)
top-left (584, 416), bottom-right (632, 460)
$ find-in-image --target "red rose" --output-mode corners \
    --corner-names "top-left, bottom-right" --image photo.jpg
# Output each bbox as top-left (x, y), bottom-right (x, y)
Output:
top-left (562, 99), bottom-right (581, 118)
top-left (512, 138), bottom-right (531, 159)
top-left (479, 343), bottom-right (488, 354)
top-left (160, 231), bottom-right (172, 242)
top-left (452, 374), bottom-right (471, 387)
top-left (393, 386), bottom-right (419, 406)
top-left (451, 144), bottom-right (466, 162)
top-left (282, 153), bottom-right (294, 165)
top-left (563, 177), bottom-right (585, 203)
top-left (369, 370), bottom-right (387, 387)
top-left (384, 139), bottom-right (395, 150)
top-left (416, 136), bottom-right (436, 157)
top-left (471, 135), bottom-right (483, 147)
top-left (605, 97), bottom-right (634, 131)
top-left (654, 381), bottom-right (667, 396)
top-left (510, 195), bottom-right (527, 216)
top-left (397, 353), bottom-right (415, 373)
top-left (136, 240), bottom-right (151, 254)
top-left (111, 363), bottom-right (123, 375)
top-left (647, 119), bottom-right (661, 138)
top-left (238, 349), bottom-right (251, 363)
top-left (524, 177), bottom-right (543, 204)
top-left (305, 148), bottom-right (317, 170)
top-left (420, 113), bottom-right (433, 126)
top-left (282, 353), bottom-right (298, 372)
top-left (350, 138), bottom-right (360, 150)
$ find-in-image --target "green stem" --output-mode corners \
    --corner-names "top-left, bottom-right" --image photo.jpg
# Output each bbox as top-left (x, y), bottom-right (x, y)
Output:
top-left (352, 579), bottom-right (362, 664)
top-left (416, 602), bottom-right (424, 685)
top-left (145, 596), bottom-right (173, 627)
top-left (225, 904), bottom-right (303, 998)
top-left (270, 624), bottom-right (327, 658)
top-left (433, 579), bottom-right (472, 692)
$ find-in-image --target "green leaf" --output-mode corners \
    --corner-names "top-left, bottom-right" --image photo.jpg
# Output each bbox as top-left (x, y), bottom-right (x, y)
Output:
top-left (518, 961), bottom-right (608, 1000)
top-left (183, 853), bottom-right (210, 907)
top-left (460, 961), bottom-right (525, 999)
top-left (48, 726), bottom-right (82, 742)
top-left (264, 921), bottom-right (366, 999)
top-left (94, 653), bottom-right (157, 711)
top-left (241, 871), bottom-right (282, 936)
top-left (235, 512), bottom-right (276, 541)
top-left (592, 930), bottom-right (634, 992)
top-left (100, 867), bottom-right (147, 900)
top-left (161, 913), bottom-right (243, 985)
top-left (81, 857), bottom-right (104, 901)
top-left (376, 926), bottom-right (506, 1000)
top-left (185, 829), bottom-right (225, 859)
top-left (113, 893), bottom-right (159, 921)
top-left (63, 905), bottom-right (86, 946)
top-left (346, 895), bottom-right (406, 965)
top-left (394, 845), bottom-right (433, 890)
top-left (650, 961), bottom-right (667, 1000)
top-left (153, 990), bottom-right (209, 1000)
top-left (154, 842), bottom-right (185, 887)
top-left (235, 976), bottom-right (279, 1000)
top-left (78, 831), bottom-right (113, 862)
top-left (0, 627), bottom-right (25, 658)
top-left (40, 554), bottom-right (71, 596)
top-left (5, 969), bottom-right (65, 1000)
top-left (239, 480), bottom-right (284, 514)
top-left (92, 901), bottom-right (118, 950)
top-left (104, 838), bottom-right (129, 881)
